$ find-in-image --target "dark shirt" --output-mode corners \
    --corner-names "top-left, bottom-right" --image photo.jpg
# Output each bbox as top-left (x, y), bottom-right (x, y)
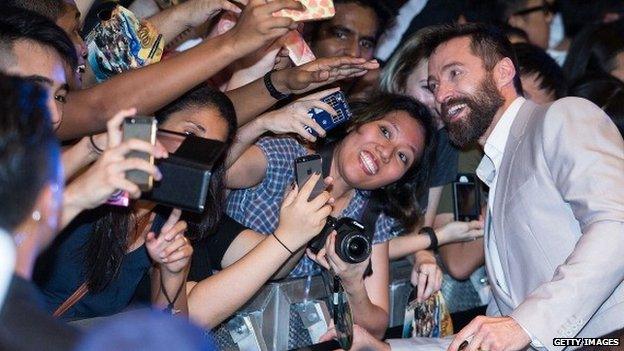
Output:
top-left (187, 215), bottom-right (248, 282)
top-left (133, 214), bottom-right (248, 303)
top-left (0, 274), bottom-right (79, 351)
top-left (33, 207), bottom-right (169, 320)
top-left (429, 128), bottom-right (460, 188)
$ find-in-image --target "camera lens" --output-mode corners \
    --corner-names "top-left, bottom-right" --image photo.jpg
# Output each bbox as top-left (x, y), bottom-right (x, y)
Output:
top-left (348, 238), bottom-right (367, 257)
top-left (340, 234), bottom-right (371, 263)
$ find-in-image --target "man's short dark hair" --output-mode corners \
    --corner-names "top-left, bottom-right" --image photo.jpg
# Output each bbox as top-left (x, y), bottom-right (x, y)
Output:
top-left (422, 23), bottom-right (524, 95)
top-left (335, 0), bottom-right (396, 39)
top-left (514, 42), bottom-right (567, 99)
top-left (308, 0), bottom-right (397, 43)
top-left (0, 6), bottom-right (78, 71)
top-left (5, 0), bottom-right (65, 21)
top-left (0, 73), bottom-right (60, 232)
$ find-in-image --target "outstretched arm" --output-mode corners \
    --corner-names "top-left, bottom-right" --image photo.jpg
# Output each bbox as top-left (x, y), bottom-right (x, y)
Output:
top-left (57, 0), bottom-right (303, 140)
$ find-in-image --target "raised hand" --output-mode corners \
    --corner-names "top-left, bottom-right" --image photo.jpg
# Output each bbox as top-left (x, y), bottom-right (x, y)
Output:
top-left (272, 56), bottom-right (380, 95)
top-left (146, 209), bottom-right (193, 274)
top-left (274, 173), bottom-right (333, 251)
top-left (437, 219), bottom-right (484, 245)
top-left (182, 0), bottom-right (248, 28)
top-left (410, 250), bottom-right (443, 302)
top-left (64, 109), bottom-right (167, 212)
top-left (226, 0), bottom-right (303, 56)
top-left (256, 88), bottom-right (339, 142)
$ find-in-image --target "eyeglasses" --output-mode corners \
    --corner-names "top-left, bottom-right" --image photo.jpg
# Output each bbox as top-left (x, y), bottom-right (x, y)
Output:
top-left (512, 3), bottom-right (553, 17)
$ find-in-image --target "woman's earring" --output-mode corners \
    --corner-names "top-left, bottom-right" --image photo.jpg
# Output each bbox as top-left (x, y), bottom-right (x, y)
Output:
top-left (32, 210), bottom-right (41, 222)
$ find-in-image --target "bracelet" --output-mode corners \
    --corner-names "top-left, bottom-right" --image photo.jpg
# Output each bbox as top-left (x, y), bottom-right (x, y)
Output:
top-left (89, 135), bottom-right (104, 155)
top-left (263, 70), bottom-right (292, 101)
top-left (272, 232), bottom-right (294, 255)
top-left (419, 226), bottom-right (438, 250)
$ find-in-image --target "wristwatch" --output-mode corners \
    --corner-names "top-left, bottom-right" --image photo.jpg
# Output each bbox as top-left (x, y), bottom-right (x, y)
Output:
top-left (263, 70), bottom-right (293, 101)
top-left (419, 226), bottom-right (438, 250)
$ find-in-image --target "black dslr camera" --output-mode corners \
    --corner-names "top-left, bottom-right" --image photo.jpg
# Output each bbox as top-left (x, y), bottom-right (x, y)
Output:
top-left (308, 216), bottom-right (372, 264)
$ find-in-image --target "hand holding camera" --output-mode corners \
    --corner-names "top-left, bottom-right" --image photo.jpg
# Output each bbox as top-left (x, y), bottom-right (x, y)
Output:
top-left (273, 172), bottom-right (334, 252)
top-left (307, 230), bottom-right (371, 287)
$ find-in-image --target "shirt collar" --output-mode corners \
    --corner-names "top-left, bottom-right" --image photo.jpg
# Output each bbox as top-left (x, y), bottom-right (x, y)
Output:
top-left (477, 97), bottom-right (525, 186)
top-left (0, 228), bottom-right (15, 308)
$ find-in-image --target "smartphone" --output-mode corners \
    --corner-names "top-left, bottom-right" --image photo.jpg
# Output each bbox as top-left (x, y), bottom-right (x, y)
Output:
top-left (294, 154), bottom-right (325, 200)
top-left (122, 116), bottom-right (157, 191)
top-left (304, 91), bottom-right (353, 137)
top-left (273, 0), bottom-right (335, 22)
top-left (453, 173), bottom-right (481, 222)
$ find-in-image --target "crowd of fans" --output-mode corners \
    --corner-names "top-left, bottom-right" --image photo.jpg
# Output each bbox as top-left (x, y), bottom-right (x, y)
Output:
top-left (0, 0), bottom-right (622, 350)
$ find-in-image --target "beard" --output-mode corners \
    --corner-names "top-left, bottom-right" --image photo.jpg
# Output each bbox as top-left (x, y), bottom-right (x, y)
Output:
top-left (440, 75), bottom-right (504, 147)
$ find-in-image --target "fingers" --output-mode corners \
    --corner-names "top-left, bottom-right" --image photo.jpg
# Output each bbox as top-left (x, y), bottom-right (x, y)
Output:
top-left (448, 318), bottom-right (481, 351)
top-left (307, 248), bottom-right (330, 269)
top-left (282, 183), bottom-right (298, 207)
top-left (220, 0), bottom-right (243, 13)
top-left (263, 0), bottom-right (304, 15)
top-left (106, 108), bottom-right (137, 148)
top-left (319, 327), bottom-right (337, 343)
top-left (417, 269), bottom-right (427, 302)
top-left (161, 234), bottom-right (189, 259)
top-left (468, 220), bottom-right (484, 229)
top-left (111, 176), bottom-right (141, 199)
top-left (308, 190), bottom-right (331, 209)
top-left (162, 209), bottom-right (182, 234)
top-left (112, 158), bottom-right (162, 181)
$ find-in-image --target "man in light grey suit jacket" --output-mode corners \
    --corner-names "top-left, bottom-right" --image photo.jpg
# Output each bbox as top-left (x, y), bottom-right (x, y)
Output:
top-left (320, 23), bottom-right (623, 351)
top-left (422, 23), bottom-right (624, 351)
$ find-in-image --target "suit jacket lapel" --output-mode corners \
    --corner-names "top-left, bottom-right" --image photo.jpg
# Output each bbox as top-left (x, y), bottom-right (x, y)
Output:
top-left (492, 100), bottom-right (537, 303)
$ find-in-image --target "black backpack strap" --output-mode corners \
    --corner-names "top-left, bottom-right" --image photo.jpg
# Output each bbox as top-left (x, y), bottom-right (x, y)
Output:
top-left (317, 141), bottom-right (336, 178)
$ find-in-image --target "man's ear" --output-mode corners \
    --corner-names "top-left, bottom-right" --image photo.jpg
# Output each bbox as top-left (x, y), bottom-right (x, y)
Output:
top-left (493, 57), bottom-right (517, 89)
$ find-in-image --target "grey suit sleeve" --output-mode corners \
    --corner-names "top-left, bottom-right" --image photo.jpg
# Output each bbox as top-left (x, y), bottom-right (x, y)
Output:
top-left (510, 97), bottom-right (624, 349)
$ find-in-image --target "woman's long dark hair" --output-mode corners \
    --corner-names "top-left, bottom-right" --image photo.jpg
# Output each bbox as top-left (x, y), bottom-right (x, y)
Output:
top-left (342, 93), bottom-right (436, 232)
top-left (85, 84), bottom-right (237, 292)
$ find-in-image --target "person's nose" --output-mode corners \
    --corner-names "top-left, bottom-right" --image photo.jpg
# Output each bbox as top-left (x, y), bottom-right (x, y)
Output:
top-left (343, 38), bottom-right (361, 58)
top-left (435, 80), bottom-right (454, 105)
top-left (375, 143), bottom-right (391, 163)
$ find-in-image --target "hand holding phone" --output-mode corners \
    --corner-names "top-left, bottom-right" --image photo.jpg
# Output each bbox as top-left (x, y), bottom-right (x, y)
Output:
top-left (273, 0), bottom-right (335, 22)
top-left (123, 116), bottom-right (157, 191)
top-left (304, 90), bottom-right (353, 137)
top-left (452, 173), bottom-right (481, 222)
top-left (295, 154), bottom-right (325, 200)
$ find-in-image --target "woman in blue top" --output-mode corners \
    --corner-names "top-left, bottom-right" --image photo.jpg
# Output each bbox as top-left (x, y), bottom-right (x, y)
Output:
top-left (226, 93), bottom-right (436, 338)
top-left (34, 85), bottom-right (236, 319)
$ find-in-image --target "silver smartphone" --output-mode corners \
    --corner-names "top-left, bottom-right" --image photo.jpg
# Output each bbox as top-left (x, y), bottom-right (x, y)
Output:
top-left (122, 116), bottom-right (157, 192)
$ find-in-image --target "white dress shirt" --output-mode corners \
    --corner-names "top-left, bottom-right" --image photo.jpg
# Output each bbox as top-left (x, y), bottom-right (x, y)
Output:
top-left (0, 229), bottom-right (15, 309)
top-left (476, 97), bottom-right (525, 295)
top-left (476, 97), bottom-right (545, 348)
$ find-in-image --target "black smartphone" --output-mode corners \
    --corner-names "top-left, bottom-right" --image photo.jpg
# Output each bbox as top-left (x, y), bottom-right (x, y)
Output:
top-left (453, 173), bottom-right (481, 222)
top-left (122, 116), bottom-right (157, 191)
top-left (294, 154), bottom-right (324, 200)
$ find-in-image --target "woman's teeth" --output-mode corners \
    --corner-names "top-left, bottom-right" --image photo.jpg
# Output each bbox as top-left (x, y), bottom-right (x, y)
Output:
top-left (360, 151), bottom-right (378, 175)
